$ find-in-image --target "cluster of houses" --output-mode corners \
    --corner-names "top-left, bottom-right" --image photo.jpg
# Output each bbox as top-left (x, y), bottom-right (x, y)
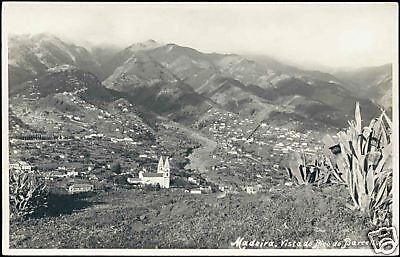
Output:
top-left (192, 109), bottom-right (327, 191)
top-left (9, 153), bottom-right (261, 196)
top-left (208, 112), bottom-right (320, 154)
top-left (269, 129), bottom-right (323, 156)
top-left (9, 159), bottom-right (95, 194)
top-left (202, 109), bottom-right (323, 161)
top-left (10, 98), bottom-right (325, 199)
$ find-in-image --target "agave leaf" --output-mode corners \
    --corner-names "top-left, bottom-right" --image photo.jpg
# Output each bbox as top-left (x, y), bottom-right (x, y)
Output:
top-left (369, 150), bottom-right (383, 168)
top-left (345, 203), bottom-right (358, 211)
top-left (290, 166), bottom-right (304, 184)
top-left (382, 111), bottom-right (392, 130)
top-left (366, 165), bottom-right (375, 196)
top-left (300, 165), bottom-right (307, 184)
top-left (380, 123), bottom-right (389, 146)
top-left (355, 169), bottom-right (366, 198)
top-left (310, 166), bottom-right (321, 183)
top-left (337, 158), bottom-right (349, 183)
top-left (359, 155), bottom-right (367, 175)
top-left (347, 168), bottom-right (358, 207)
top-left (352, 178), bottom-right (360, 208)
top-left (368, 116), bottom-right (378, 129)
top-left (359, 134), bottom-right (365, 155)
top-left (337, 133), bottom-right (351, 154)
top-left (359, 193), bottom-right (371, 214)
top-left (375, 143), bottom-right (391, 173)
top-left (355, 102), bottom-right (362, 133)
top-left (371, 114), bottom-right (383, 133)
top-left (322, 134), bottom-right (336, 148)
top-left (287, 153), bottom-right (306, 184)
top-left (349, 141), bottom-right (359, 160)
top-left (374, 177), bottom-right (389, 209)
top-left (302, 152), bottom-right (307, 166)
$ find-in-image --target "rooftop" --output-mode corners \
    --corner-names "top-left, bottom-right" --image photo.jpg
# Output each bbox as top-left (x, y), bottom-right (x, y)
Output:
top-left (142, 173), bottom-right (164, 178)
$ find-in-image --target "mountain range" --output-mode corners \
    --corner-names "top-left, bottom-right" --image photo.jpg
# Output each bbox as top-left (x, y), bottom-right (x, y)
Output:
top-left (333, 64), bottom-right (392, 110)
top-left (8, 33), bottom-right (392, 131)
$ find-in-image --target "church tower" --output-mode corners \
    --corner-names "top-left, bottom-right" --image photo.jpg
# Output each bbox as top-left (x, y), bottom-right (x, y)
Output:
top-left (163, 157), bottom-right (170, 188)
top-left (157, 156), bottom-right (164, 173)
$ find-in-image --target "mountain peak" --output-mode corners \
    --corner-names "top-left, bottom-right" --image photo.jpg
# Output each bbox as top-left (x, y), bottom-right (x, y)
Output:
top-left (127, 39), bottom-right (162, 52)
top-left (28, 33), bottom-right (63, 43)
top-left (145, 39), bottom-right (157, 44)
top-left (10, 33), bottom-right (58, 43)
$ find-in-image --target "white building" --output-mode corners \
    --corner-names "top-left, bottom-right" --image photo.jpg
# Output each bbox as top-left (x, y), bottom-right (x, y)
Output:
top-left (68, 183), bottom-right (94, 194)
top-left (188, 177), bottom-right (198, 184)
top-left (127, 156), bottom-right (170, 188)
top-left (245, 186), bottom-right (257, 194)
top-left (66, 170), bottom-right (79, 177)
top-left (190, 189), bottom-right (202, 194)
top-left (245, 185), bottom-right (262, 194)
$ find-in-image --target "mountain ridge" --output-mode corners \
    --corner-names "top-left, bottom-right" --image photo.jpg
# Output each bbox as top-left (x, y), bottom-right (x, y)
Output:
top-left (8, 34), bottom-right (388, 129)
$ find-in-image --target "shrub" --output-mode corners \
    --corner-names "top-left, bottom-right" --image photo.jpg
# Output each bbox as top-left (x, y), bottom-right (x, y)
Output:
top-left (9, 172), bottom-right (48, 220)
top-left (324, 102), bottom-right (393, 226)
top-left (143, 183), bottom-right (161, 191)
top-left (111, 162), bottom-right (122, 174)
top-left (112, 174), bottom-right (129, 185)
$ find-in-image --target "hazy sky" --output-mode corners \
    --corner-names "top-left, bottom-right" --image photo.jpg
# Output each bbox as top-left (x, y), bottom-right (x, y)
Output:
top-left (3, 2), bottom-right (398, 70)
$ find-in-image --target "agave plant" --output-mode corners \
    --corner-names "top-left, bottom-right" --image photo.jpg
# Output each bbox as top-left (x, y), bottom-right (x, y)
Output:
top-left (9, 171), bottom-right (48, 220)
top-left (320, 134), bottom-right (347, 184)
top-left (326, 102), bottom-right (393, 225)
top-left (286, 152), bottom-right (323, 185)
top-left (316, 153), bottom-right (347, 184)
top-left (286, 151), bottom-right (344, 185)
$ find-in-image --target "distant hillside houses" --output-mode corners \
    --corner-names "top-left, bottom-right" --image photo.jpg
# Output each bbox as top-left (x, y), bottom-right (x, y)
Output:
top-left (13, 133), bottom-right (69, 141)
top-left (127, 156), bottom-right (170, 188)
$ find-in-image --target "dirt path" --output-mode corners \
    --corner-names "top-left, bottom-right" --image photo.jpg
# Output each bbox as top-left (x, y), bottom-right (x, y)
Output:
top-left (183, 131), bottom-right (217, 173)
top-left (160, 118), bottom-right (217, 174)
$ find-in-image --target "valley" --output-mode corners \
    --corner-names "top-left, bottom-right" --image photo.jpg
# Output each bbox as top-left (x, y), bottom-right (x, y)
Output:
top-left (7, 33), bottom-right (393, 249)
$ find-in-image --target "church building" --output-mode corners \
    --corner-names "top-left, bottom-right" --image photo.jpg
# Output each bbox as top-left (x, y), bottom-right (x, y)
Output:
top-left (128, 156), bottom-right (170, 188)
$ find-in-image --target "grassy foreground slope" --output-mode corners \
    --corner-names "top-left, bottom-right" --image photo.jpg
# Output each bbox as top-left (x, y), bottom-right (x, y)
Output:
top-left (10, 185), bottom-right (371, 249)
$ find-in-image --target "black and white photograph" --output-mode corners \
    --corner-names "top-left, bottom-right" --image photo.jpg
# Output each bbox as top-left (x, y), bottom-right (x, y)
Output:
top-left (2, 2), bottom-right (399, 255)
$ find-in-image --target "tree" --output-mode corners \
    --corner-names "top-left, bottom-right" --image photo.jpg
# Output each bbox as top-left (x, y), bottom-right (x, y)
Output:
top-left (112, 174), bottom-right (128, 185)
top-left (111, 162), bottom-right (122, 174)
top-left (83, 150), bottom-right (91, 165)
